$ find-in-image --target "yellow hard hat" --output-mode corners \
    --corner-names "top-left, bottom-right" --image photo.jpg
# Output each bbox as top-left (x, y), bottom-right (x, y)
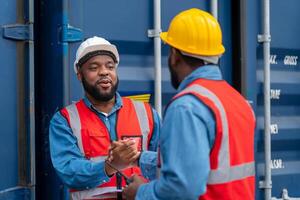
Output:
top-left (160, 8), bottom-right (225, 56)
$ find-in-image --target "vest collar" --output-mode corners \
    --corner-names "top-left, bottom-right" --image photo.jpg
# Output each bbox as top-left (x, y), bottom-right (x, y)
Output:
top-left (83, 92), bottom-right (123, 116)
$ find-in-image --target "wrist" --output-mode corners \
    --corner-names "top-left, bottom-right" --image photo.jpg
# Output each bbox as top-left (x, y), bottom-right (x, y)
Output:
top-left (105, 162), bottom-right (116, 177)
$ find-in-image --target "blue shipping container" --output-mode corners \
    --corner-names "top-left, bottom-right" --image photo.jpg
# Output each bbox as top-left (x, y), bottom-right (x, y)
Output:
top-left (0, 0), bottom-right (34, 199)
top-left (0, 0), bottom-right (300, 199)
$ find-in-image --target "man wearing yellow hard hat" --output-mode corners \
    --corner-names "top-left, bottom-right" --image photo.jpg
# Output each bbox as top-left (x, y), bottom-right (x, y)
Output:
top-left (122, 8), bottom-right (256, 200)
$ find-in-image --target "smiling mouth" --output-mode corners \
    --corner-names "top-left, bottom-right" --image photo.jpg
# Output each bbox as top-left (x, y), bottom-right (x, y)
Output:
top-left (97, 79), bottom-right (112, 88)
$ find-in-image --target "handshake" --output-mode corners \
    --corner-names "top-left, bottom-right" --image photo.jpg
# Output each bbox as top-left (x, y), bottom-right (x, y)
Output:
top-left (105, 139), bottom-right (141, 176)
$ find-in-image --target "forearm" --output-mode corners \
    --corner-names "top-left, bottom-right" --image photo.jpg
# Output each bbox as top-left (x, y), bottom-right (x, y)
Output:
top-left (54, 159), bottom-right (110, 190)
top-left (136, 169), bottom-right (206, 200)
top-left (49, 112), bottom-right (111, 189)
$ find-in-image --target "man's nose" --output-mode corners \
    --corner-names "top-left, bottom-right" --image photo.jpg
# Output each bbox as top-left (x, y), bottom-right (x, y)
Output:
top-left (98, 66), bottom-right (109, 76)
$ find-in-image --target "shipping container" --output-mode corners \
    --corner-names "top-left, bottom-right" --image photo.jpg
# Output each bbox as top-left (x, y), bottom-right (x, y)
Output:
top-left (0, 0), bottom-right (34, 199)
top-left (1, 0), bottom-right (300, 199)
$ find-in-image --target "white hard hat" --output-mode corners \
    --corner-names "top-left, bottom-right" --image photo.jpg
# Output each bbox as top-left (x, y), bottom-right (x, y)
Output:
top-left (74, 36), bottom-right (120, 73)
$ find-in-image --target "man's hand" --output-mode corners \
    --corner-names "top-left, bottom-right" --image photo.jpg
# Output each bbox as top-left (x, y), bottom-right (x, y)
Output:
top-left (123, 175), bottom-right (146, 200)
top-left (107, 140), bottom-right (141, 170)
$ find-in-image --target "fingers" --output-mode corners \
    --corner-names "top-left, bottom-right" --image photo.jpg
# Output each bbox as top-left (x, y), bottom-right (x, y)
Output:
top-left (107, 139), bottom-right (140, 169)
top-left (123, 149), bottom-right (140, 162)
top-left (115, 140), bottom-right (137, 151)
top-left (110, 141), bottom-right (122, 150)
top-left (111, 140), bottom-right (138, 157)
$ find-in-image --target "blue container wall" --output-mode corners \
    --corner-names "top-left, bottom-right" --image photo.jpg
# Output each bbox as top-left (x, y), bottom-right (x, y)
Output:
top-left (255, 0), bottom-right (300, 198)
top-left (36, 0), bottom-right (300, 199)
top-left (0, 0), bottom-right (19, 192)
top-left (68, 0), bottom-right (232, 105)
top-left (0, 0), bottom-right (32, 198)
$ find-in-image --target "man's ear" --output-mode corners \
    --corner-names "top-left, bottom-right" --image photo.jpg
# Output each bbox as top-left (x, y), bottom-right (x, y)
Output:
top-left (170, 47), bottom-right (181, 68)
top-left (77, 68), bottom-right (82, 82)
top-left (170, 47), bottom-right (176, 55)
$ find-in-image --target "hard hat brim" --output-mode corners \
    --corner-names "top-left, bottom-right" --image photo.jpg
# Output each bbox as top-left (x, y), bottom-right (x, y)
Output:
top-left (74, 44), bottom-right (119, 73)
top-left (160, 32), bottom-right (168, 45)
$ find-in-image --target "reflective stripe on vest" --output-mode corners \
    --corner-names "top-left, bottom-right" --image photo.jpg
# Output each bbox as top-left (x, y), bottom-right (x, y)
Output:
top-left (131, 101), bottom-right (150, 151)
top-left (71, 186), bottom-right (119, 200)
top-left (65, 103), bottom-right (84, 153)
top-left (65, 100), bottom-right (150, 154)
top-left (178, 84), bottom-right (255, 184)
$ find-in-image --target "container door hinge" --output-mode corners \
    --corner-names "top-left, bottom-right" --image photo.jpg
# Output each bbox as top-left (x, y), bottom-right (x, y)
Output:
top-left (61, 24), bottom-right (83, 43)
top-left (2, 23), bottom-right (33, 41)
top-left (148, 29), bottom-right (161, 38)
top-left (259, 180), bottom-right (272, 189)
top-left (258, 34), bottom-right (271, 43)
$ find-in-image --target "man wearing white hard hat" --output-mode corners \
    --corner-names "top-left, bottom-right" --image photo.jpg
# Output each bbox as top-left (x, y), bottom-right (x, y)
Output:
top-left (49, 36), bottom-right (160, 200)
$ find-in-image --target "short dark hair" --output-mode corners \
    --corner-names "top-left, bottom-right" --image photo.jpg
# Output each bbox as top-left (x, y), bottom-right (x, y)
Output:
top-left (177, 50), bottom-right (205, 68)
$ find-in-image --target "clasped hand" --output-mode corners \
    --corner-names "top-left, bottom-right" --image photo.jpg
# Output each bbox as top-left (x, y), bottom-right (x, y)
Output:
top-left (107, 139), bottom-right (141, 171)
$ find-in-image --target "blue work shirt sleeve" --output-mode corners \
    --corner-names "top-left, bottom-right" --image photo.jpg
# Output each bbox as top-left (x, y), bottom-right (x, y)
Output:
top-left (136, 95), bottom-right (215, 199)
top-left (49, 112), bottom-right (110, 190)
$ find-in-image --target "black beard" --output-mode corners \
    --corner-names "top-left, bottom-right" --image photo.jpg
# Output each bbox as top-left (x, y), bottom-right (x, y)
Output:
top-left (168, 56), bottom-right (180, 89)
top-left (82, 76), bottom-right (119, 102)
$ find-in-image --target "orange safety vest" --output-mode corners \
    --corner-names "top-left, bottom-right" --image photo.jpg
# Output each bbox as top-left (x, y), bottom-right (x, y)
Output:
top-left (170, 78), bottom-right (256, 200)
top-left (60, 97), bottom-right (154, 200)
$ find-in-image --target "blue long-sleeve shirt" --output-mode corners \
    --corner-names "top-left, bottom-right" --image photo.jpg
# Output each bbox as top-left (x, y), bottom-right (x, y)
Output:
top-left (49, 92), bottom-right (160, 190)
top-left (137, 65), bottom-right (221, 200)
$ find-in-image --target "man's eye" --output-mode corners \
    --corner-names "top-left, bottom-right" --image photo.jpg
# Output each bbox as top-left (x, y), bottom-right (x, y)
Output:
top-left (89, 66), bottom-right (97, 70)
top-left (107, 64), bottom-right (115, 69)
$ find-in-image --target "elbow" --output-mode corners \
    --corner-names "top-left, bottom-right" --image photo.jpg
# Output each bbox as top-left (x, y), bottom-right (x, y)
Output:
top-left (156, 176), bottom-right (204, 199)
top-left (55, 170), bottom-right (80, 189)
top-left (57, 173), bottom-right (99, 190)
top-left (175, 182), bottom-right (205, 199)
top-left (54, 168), bottom-right (98, 190)
top-left (158, 169), bottom-right (209, 199)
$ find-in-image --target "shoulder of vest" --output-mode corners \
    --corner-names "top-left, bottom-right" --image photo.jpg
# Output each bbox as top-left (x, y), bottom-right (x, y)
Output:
top-left (166, 84), bottom-right (204, 111)
top-left (60, 99), bottom-right (84, 111)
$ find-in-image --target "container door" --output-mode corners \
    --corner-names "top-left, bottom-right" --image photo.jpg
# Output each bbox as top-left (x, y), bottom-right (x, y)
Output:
top-left (0, 0), bottom-right (34, 199)
top-left (259, 0), bottom-right (300, 198)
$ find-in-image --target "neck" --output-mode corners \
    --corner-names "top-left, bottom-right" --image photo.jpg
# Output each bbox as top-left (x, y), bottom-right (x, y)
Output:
top-left (86, 94), bottom-right (116, 114)
top-left (177, 63), bottom-right (195, 84)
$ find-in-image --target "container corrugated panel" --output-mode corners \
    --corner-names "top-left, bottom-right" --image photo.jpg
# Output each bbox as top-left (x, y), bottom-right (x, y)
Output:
top-left (0, 0), bottom-right (32, 199)
top-left (255, 0), bottom-right (300, 199)
top-left (0, 0), bottom-right (19, 193)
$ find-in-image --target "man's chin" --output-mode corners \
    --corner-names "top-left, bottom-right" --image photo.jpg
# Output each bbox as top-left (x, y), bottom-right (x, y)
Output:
top-left (97, 92), bottom-right (115, 101)
top-left (98, 89), bottom-right (113, 96)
